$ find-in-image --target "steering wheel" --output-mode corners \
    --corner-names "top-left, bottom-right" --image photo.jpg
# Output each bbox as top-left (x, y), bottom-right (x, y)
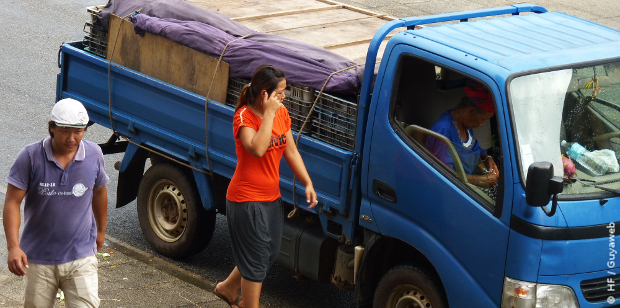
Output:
top-left (595, 131), bottom-right (620, 151)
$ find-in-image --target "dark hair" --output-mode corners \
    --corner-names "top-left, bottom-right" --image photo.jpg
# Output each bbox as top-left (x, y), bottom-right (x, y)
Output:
top-left (48, 121), bottom-right (56, 138)
top-left (48, 121), bottom-right (87, 138)
top-left (235, 65), bottom-right (286, 112)
top-left (455, 96), bottom-right (487, 114)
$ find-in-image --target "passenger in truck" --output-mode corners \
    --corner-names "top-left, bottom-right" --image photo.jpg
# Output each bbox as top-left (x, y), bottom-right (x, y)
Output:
top-left (426, 80), bottom-right (500, 187)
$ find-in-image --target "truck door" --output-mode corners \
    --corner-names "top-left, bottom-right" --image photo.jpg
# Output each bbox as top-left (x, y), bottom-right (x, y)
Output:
top-left (364, 46), bottom-right (512, 306)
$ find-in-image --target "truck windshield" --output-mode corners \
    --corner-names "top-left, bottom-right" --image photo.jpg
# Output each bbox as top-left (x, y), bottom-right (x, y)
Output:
top-left (510, 60), bottom-right (620, 195)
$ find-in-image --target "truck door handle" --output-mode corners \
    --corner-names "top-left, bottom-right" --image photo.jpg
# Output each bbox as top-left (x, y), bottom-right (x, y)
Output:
top-left (373, 179), bottom-right (397, 203)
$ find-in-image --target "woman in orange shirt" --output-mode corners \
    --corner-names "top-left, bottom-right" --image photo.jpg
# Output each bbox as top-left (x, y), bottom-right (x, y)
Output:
top-left (214, 65), bottom-right (318, 308)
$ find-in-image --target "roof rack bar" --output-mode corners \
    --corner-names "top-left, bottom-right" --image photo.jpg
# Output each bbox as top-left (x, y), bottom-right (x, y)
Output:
top-left (355, 4), bottom-right (547, 153)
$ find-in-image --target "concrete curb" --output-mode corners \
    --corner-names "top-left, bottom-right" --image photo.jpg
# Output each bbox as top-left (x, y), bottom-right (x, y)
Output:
top-left (104, 235), bottom-right (217, 292)
top-left (104, 235), bottom-right (266, 308)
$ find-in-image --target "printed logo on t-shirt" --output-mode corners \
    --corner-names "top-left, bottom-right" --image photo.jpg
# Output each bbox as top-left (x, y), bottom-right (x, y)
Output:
top-left (38, 187), bottom-right (53, 195)
top-left (38, 182), bottom-right (56, 196)
top-left (72, 183), bottom-right (88, 197)
top-left (37, 182), bottom-right (88, 197)
top-left (267, 134), bottom-right (287, 152)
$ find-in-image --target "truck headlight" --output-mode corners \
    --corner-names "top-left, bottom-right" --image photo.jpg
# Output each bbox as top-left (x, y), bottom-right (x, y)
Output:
top-left (501, 277), bottom-right (579, 308)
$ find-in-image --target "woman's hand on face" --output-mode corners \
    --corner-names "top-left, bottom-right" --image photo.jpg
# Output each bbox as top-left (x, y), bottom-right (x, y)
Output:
top-left (305, 184), bottom-right (318, 209)
top-left (263, 90), bottom-right (283, 118)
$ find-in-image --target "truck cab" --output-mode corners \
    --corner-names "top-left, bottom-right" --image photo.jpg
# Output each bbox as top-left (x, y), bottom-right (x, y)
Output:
top-left (356, 5), bottom-right (620, 308)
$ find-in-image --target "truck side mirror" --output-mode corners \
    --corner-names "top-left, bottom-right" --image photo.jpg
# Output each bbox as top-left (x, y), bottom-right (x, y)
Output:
top-left (525, 162), bottom-right (563, 217)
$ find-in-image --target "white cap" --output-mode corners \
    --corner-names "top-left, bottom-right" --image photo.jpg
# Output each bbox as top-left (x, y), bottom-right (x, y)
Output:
top-left (51, 98), bottom-right (89, 128)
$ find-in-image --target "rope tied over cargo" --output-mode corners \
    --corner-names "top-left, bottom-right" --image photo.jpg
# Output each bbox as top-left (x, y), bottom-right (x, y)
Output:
top-left (107, 11), bottom-right (228, 176)
top-left (288, 63), bottom-right (364, 219)
top-left (107, 11), bottom-right (141, 135)
top-left (201, 34), bottom-right (252, 178)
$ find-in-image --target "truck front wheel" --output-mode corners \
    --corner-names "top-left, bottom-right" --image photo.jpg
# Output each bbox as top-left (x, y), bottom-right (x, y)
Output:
top-left (137, 162), bottom-right (216, 258)
top-left (373, 265), bottom-right (447, 308)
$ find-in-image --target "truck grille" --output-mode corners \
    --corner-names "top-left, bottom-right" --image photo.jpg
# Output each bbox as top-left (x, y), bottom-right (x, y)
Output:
top-left (581, 274), bottom-right (620, 302)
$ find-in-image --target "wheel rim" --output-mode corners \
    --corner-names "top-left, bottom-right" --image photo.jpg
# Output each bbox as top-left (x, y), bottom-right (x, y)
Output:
top-left (147, 179), bottom-right (188, 242)
top-left (387, 284), bottom-right (432, 308)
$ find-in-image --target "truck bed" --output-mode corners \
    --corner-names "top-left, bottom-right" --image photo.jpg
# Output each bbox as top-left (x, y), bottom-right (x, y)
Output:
top-left (186, 0), bottom-right (397, 64)
top-left (58, 41), bottom-right (358, 238)
top-left (65, 0), bottom-right (390, 241)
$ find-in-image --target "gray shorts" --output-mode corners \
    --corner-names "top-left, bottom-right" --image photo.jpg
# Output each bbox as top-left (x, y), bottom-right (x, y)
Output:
top-left (226, 198), bottom-right (283, 283)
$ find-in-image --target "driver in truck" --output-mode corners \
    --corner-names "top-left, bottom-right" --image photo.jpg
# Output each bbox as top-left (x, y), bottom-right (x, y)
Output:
top-left (426, 80), bottom-right (500, 187)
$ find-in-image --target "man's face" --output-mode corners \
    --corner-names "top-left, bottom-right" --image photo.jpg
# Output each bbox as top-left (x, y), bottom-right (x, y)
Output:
top-left (50, 126), bottom-right (85, 152)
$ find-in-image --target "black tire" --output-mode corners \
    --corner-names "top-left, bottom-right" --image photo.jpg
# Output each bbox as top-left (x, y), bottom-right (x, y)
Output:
top-left (373, 265), bottom-right (447, 308)
top-left (137, 162), bottom-right (216, 258)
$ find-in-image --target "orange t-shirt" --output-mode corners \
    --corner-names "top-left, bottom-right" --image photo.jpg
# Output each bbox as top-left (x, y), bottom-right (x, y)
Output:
top-left (226, 105), bottom-right (291, 202)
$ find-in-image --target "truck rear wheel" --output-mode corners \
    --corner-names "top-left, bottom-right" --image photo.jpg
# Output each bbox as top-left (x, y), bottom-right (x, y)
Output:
top-left (137, 162), bottom-right (216, 258)
top-left (373, 265), bottom-right (446, 308)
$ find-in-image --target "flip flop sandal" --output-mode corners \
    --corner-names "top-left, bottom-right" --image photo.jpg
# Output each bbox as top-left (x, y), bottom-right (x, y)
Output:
top-left (214, 286), bottom-right (241, 308)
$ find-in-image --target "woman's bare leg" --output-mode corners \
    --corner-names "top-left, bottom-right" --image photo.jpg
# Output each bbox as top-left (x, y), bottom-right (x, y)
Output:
top-left (240, 278), bottom-right (262, 308)
top-left (217, 267), bottom-right (242, 303)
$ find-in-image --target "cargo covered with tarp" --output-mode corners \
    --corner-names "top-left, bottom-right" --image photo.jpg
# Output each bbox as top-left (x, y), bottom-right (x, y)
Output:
top-left (96, 0), bottom-right (366, 96)
top-left (131, 14), bottom-right (359, 96)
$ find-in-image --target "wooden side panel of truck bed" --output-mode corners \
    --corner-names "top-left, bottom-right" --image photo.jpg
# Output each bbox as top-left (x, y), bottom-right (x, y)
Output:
top-left (186, 0), bottom-right (398, 64)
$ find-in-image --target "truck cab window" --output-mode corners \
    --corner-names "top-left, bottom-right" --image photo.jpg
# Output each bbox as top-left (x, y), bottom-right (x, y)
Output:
top-left (389, 54), bottom-right (501, 207)
top-left (511, 62), bottom-right (620, 197)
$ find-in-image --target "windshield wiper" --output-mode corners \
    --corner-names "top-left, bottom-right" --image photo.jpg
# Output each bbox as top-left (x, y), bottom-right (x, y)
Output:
top-left (568, 177), bottom-right (620, 196)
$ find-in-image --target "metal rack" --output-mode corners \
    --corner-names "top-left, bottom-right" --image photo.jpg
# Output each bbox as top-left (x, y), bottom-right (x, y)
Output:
top-left (226, 78), bottom-right (357, 151)
top-left (83, 6), bottom-right (107, 58)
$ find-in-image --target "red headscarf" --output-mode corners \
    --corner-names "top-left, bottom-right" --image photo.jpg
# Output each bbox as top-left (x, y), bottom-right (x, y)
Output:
top-left (464, 81), bottom-right (495, 114)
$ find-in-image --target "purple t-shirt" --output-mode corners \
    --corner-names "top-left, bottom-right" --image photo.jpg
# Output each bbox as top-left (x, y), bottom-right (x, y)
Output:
top-left (6, 137), bottom-right (109, 265)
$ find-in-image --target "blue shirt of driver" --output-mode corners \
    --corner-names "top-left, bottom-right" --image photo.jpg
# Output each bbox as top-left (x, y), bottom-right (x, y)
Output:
top-left (426, 110), bottom-right (486, 173)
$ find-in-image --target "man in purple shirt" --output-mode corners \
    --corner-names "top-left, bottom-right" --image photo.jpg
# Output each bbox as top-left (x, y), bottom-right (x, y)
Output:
top-left (3, 98), bottom-right (109, 307)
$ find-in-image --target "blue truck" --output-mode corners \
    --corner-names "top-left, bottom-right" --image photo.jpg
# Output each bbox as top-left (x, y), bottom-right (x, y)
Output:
top-left (57, 3), bottom-right (620, 308)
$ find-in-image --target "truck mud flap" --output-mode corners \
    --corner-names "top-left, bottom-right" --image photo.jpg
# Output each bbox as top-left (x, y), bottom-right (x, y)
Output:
top-left (115, 142), bottom-right (149, 208)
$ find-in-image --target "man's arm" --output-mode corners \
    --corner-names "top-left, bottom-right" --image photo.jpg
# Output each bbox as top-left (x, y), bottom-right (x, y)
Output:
top-left (3, 184), bottom-right (27, 276)
top-left (91, 186), bottom-right (108, 252)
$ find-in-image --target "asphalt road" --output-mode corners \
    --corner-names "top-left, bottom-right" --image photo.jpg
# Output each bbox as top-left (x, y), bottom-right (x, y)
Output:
top-left (1, 1), bottom-right (619, 308)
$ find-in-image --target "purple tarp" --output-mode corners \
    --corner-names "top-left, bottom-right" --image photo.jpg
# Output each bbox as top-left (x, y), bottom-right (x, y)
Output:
top-left (97, 0), bottom-right (365, 88)
top-left (132, 14), bottom-right (360, 96)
